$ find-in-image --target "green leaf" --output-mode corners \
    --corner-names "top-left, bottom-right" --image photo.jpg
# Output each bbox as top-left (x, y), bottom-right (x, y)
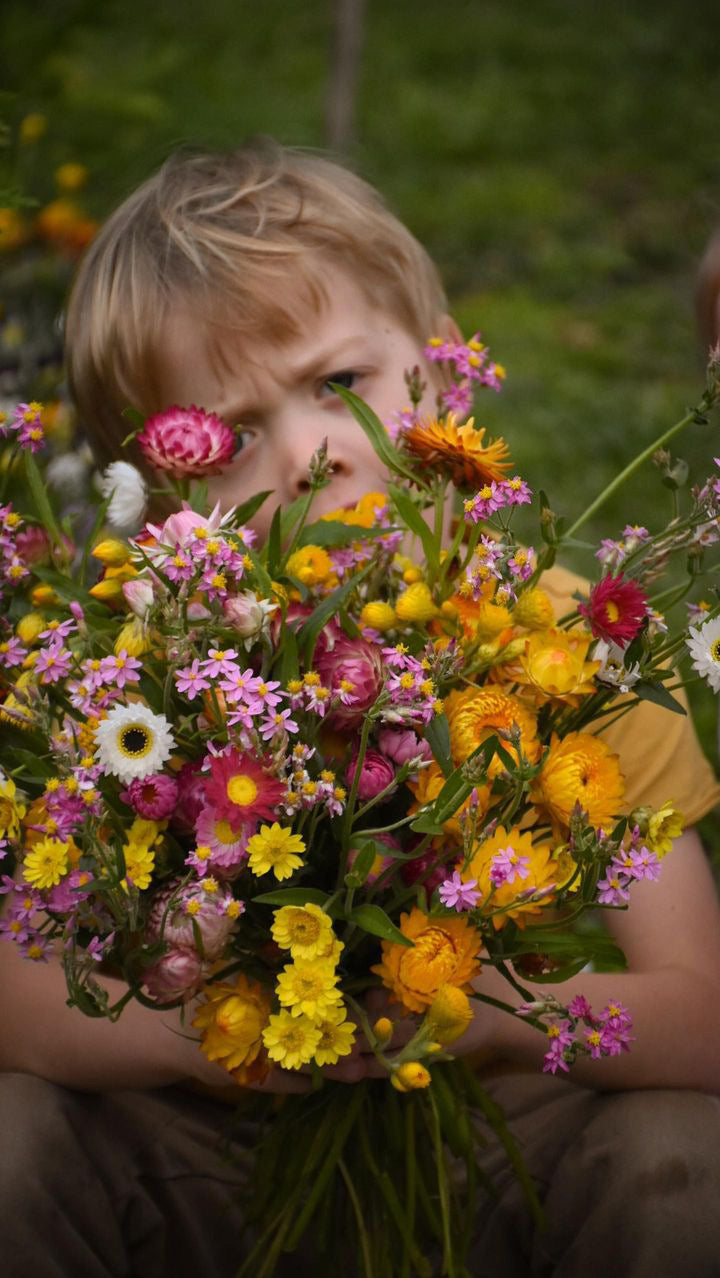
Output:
top-left (298, 561), bottom-right (374, 663)
top-left (232, 490), bottom-right (274, 526)
top-left (188, 480), bottom-right (208, 513)
top-left (23, 450), bottom-right (64, 548)
top-left (296, 519), bottom-right (395, 549)
top-left (243, 544), bottom-right (274, 598)
top-left (634, 680), bottom-right (686, 716)
top-left (348, 903), bottom-right (414, 946)
top-left (388, 484), bottom-right (439, 571)
top-left (275, 626), bottom-right (299, 685)
top-left (409, 812), bottom-right (446, 835)
top-left (423, 713), bottom-right (453, 777)
top-left (330, 384), bottom-right (425, 487)
top-left (343, 840), bottom-right (383, 887)
top-left (251, 887), bottom-right (329, 907)
top-left (266, 506), bottom-right (283, 576)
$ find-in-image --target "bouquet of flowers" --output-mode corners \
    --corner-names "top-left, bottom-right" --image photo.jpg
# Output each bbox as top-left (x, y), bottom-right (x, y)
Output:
top-left (1, 336), bottom-right (719, 1277)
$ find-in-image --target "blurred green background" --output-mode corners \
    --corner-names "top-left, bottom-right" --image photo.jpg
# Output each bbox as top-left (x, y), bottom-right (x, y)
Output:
top-left (1, 0), bottom-right (719, 799)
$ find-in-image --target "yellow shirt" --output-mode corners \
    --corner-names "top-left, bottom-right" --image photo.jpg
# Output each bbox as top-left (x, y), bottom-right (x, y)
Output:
top-left (542, 563), bottom-right (720, 824)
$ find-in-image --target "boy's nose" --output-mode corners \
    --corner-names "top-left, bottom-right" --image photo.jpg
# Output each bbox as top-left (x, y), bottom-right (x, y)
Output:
top-left (281, 422), bottom-right (352, 499)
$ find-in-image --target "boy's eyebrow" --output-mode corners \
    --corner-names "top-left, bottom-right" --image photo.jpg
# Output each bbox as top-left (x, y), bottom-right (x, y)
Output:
top-left (214, 336), bottom-right (376, 418)
top-left (286, 335), bottom-right (375, 381)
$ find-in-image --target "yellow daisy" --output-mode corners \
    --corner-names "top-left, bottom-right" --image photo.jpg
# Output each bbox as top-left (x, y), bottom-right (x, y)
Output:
top-left (23, 837), bottom-right (70, 889)
top-left (271, 903), bottom-right (335, 960)
top-left (247, 824), bottom-right (306, 880)
top-left (262, 1010), bottom-right (321, 1070)
top-left (275, 958), bottom-right (342, 1020)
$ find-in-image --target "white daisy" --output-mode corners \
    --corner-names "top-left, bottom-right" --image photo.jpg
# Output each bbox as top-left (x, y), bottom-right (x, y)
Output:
top-left (98, 461), bottom-right (148, 531)
top-left (686, 615), bottom-right (720, 693)
top-left (93, 703), bottom-right (174, 783)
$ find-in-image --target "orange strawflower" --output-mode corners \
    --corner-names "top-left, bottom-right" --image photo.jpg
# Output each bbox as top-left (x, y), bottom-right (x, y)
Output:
top-left (403, 414), bottom-right (512, 489)
top-left (372, 907), bottom-right (482, 1014)
top-left (445, 685), bottom-right (540, 777)
top-left (531, 731), bottom-right (625, 830)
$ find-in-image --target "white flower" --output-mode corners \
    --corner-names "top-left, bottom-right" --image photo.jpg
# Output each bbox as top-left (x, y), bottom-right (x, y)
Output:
top-left (592, 639), bottom-right (642, 695)
top-left (686, 616), bottom-right (720, 693)
top-left (93, 703), bottom-right (174, 783)
top-left (98, 462), bottom-right (148, 531)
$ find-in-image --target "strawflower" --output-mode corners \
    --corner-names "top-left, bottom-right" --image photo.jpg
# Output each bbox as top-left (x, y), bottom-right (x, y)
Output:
top-left (203, 749), bottom-right (286, 824)
top-left (686, 615), bottom-right (720, 693)
top-left (93, 704), bottom-right (175, 784)
top-left (578, 574), bottom-right (648, 645)
top-left (262, 1010), bottom-right (322, 1070)
top-left (531, 732), bottom-right (625, 830)
top-left (403, 414), bottom-right (512, 489)
top-left (372, 907), bottom-right (482, 1014)
top-left (276, 957), bottom-right (342, 1020)
top-left (23, 837), bottom-right (70, 889)
top-left (136, 405), bottom-right (236, 478)
top-left (99, 462), bottom-right (148, 530)
top-left (194, 974), bottom-right (272, 1077)
top-left (271, 903), bottom-right (335, 960)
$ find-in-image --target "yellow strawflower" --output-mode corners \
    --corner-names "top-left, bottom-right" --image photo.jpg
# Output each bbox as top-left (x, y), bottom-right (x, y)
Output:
top-left (247, 824), bottom-right (306, 880)
top-left (312, 1007), bottom-right (357, 1065)
top-left (92, 538), bottom-right (131, 566)
top-left (54, 162), bottom-right (88, 192)
top-left (23, 838), bottom-right (69, 889)
top-left (285, 545), bottom-right (333, 586)
top-left (0, 776), bottom-right (27, 840)
top-left (464, 824), bottom-right (559, 929)
top-left (262, 1010), bottom-right (321, 1069)
top-left (531, 732), bottom-right (625, 831)
top-left (646, 802), bottom-right (684, 858)
top-left (271, 903), bottom-right (334, 959)
top-left (276, 958), bottom-right (342, 1020)
top-left (114, 618), bottom-right (151, 657)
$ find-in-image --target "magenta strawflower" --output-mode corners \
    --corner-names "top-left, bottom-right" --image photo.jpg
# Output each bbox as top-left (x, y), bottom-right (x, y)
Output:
top-left (136, 405), bottom-right (236, 478)
top-left (578, 574), bottom-right (648, 645)
top-left (203, 748), bottom-right (286, 824)
top-left (346, 749), bottom-right (396, 802)
top-left (122, 774), bottom-right (179, 820)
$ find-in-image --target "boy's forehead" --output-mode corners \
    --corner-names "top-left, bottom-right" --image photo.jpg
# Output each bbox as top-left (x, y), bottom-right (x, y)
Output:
top-left (154, 268), bottom-right (411, 409)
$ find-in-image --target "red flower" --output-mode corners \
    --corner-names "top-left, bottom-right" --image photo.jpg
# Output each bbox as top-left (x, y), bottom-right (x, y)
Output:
top-left (578, 574), bottom-right (648, 645)
top-left (137, 405), bottom-right (236, 478)
top-left (203, 748), bottom-right (286, 824)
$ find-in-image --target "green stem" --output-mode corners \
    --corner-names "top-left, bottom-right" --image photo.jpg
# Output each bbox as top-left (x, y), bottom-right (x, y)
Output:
top-left (564, 404), bottom-right (700, 540)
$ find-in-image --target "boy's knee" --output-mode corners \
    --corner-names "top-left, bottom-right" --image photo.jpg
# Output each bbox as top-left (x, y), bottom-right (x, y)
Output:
top-left (583, 1088), bottom-right (720, 1193)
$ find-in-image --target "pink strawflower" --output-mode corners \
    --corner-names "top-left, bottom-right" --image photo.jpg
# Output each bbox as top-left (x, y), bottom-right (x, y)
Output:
top-left (438, 870), bottom-right (480, 911)
top-left (171, 761), bottom-right (207, 833)
top-left (194, 806), bottom-right (253, 871)
top-left (136, 406), bottom-right (236, 478)
top-left (315, 622), bottom-right (384, 728)
top-left (144, 946), bottom-right (207, 1002)
top-left (578, 574), bottom-right (648, 645)
top-left (146, 878), bottom-right (240, 961)
top-left (122, 773), bottom-right (179, 820)
top-left (346, 749), bottom-right (396, 802)
top-left (376, 727), bottom-right (432, 767)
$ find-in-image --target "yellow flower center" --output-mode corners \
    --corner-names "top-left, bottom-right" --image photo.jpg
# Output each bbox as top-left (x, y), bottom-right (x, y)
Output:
top-left (226, 774), bottom-right (258, 806)
top-left (605, 601), bottom-right (620, 622)
top-left (711, 639), bottom-right (720, 663)
top-left (214, 819), bottom-right (242, 845)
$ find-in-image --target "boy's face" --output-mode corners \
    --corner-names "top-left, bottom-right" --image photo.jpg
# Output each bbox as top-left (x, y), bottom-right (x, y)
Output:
top-left (153, 267), bottom-right (447, 541)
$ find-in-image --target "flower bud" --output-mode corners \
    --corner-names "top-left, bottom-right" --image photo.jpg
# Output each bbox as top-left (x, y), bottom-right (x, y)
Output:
top-left (92, 538), bottom-right (131, 566)
top-left (30, 584), bottom-right (59, 607)
top-left (89, 576), bottom-right (125, 601)
top-left (16, 612), bottom-right (45, 644)
top-left (121, 578), bottom-right (154, 618)
top-left (426, 984), bottom-right (474, 1045)
top-left (393, 1061), bottom-right (431, 1091)
top-left (360, 601), bottom-right (397, 632)
top-left (373, 1017), bottom-right (394, 1047)
top-left (395, 582), bottom-right (438, 624)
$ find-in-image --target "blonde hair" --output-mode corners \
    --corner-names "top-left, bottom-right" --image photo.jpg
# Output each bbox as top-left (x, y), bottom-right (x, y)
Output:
top-left (65, 138), bottom-right (448, 467)
top-left (697, 227), bottom-right (720, 355)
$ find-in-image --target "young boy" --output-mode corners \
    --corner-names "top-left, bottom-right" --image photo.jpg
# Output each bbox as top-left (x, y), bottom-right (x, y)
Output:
top-left (3, 138), bottom-right (720, 1277)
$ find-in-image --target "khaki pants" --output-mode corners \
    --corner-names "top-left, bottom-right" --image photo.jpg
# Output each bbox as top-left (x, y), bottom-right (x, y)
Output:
top-left (3, 1070), bottom-right (720, 1277)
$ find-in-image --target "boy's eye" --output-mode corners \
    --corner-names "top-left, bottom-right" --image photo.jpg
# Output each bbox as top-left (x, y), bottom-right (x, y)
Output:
top-left (232, 428), bottom-right (256, 457)
top-left (323, 370), bottom-right (357, 394)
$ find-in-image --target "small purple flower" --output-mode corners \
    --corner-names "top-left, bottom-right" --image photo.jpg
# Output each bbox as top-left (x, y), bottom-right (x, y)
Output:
top-left (35, 644), bottom-right (73, 683)
top-left (490, 846), bottom-right (530, 887)
top-left (201, 647), bottom-right (240, 678)
top-left (596, 873), bottom-right (631, 906)
top-left (175, 659), bottom-right (211, 699)
top-left (438, 870), bottom-right (481, 912)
